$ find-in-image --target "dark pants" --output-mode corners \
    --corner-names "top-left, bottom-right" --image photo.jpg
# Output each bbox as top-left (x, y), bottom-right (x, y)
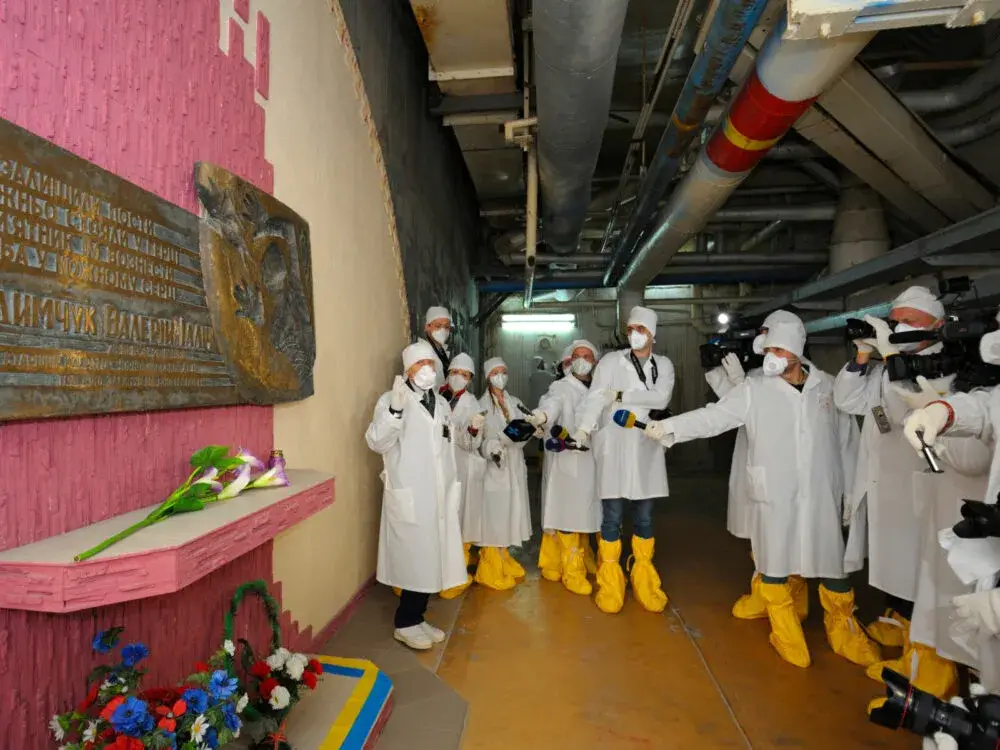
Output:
top-left (886, 593), bottom-right (915, 620)
top-left (601, 497), bottom-right (656, 542)
top-left (394, 590), bottom-right (430, 629)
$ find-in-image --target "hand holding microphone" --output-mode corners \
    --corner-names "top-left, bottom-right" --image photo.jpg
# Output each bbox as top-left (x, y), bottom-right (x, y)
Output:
top-left (613, 409), bottom-right (670, 443)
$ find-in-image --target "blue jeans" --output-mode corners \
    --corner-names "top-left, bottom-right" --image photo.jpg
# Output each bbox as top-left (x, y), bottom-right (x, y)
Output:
top-left (601, 498), bottom-right (655, 542)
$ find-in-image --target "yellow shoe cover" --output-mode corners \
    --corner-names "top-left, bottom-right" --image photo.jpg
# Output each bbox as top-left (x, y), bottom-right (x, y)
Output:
top-left (790, 575), bottom-right (809, 620)
top-left (474, 547), bottom-right (516, 591)
top-left (439, 574), bottom-right (472, 600)
top-left (500, 547), bottom-right (526, 579)
top-left (583, 534), bottom-right (598, 576)
top-left (392, 587), bottom-right (401, 597)
top-left (538, 532), bottom-right (562, 582)
top-left (732, 573), bottom-right (767, 620)
top-left (628, 536), bottom-right (668, 614)
top-left (819, 585), bottom-right (881, 667)
top-left (910, 644), bottom-right (958, 700)
top-left (866, 650), bottom-right (909, 684)
top-left (760, 581), bottom-right (812, 668)
top-left (558, 532), bottom-right (593, 596)
top-left (867, 609), bottom-right (909, 648)
top-left (595, 538), bottom-right (626, 614)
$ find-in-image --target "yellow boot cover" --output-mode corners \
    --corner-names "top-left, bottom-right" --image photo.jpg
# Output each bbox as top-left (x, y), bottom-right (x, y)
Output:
top-left (595, 538), bottom-right (627, 614)
top-left (500, 547), bottom-right (526, 579)
top-left (818, 585), bottom-right (881, 667)
top-left (628, 536), bottom-right (668, 614)
top-left (910, 643), bottom-right (958, 700)
top-left (867, 609), bottom-right (909, 648)
top-left (538, 532), bottom-right (563, 582)
top-left (583, 534), bottom-right (598, 576)
top-left (732, 573), bottom-right (767, 620)
top-left (392, 587), bottom-right (401, 597)
top-left (865, 619), bottom-right (913, 684)
top-left (558, 532), bottom-right (593, 596)
top-left (790, 575), bottom-right (809, 620)
top-left (760, 581), bottom-right (811, 668)
top-left (439, 543), bottom-right (475, 599)
top-left (474, 547), bottom-right (516, 591)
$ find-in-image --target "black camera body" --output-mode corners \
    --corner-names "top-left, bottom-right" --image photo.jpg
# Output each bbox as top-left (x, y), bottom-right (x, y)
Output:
top-left (699, 327), bottom-right (763, 371)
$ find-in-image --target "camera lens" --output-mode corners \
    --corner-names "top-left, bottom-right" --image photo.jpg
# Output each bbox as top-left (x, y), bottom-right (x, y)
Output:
top-left (845, 318), bottom-right (876, 341)
top-left (870, 669), bottom-right (976, 740)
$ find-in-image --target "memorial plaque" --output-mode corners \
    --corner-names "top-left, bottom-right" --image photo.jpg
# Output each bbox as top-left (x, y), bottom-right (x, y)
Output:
top-left (0, 117), bottom-right (315, 421)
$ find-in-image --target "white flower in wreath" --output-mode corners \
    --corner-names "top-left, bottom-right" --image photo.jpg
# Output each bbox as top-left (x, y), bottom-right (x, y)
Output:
top-left (268, 685), bottom-right (291, 710)
top-left (236, 693), bottom-right (249, 713)
top-left (285, 653), bottom-right (309, 681)
top-left (190, 714), bottom-right (209, 743)
top-left (82, 721), bottom-right (98, 743)
top-left (223, 639), bottom-right (236, 656)
top-left (266, 647), bottom-right (291, 671)
top-left (49, 716), bottom-right (65, 741)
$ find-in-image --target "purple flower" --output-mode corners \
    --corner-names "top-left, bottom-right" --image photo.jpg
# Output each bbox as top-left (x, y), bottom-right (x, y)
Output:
top-left (121, 642), bottom-right (149, 667)
top-left (207, 670), bottom-right (238, 701)
top-left (110, 697), bottom-right (154, 736)
top-left (181, 688), bottom-right (209, 714)
top-left (247, 465), bottom-right (290, 489)
top-left (193, 468), bottom-right (223, 494)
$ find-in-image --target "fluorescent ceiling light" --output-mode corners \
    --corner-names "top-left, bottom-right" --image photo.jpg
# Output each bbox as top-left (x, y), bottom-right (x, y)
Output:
top-left (501, 313), bottom-right (575, 323)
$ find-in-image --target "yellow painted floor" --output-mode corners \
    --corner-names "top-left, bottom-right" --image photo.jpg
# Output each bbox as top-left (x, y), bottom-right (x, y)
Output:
top-left (431, 473), bottom-right (916, 750)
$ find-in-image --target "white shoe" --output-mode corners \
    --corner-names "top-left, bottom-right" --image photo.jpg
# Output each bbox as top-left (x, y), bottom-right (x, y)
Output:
top-left (393, 625), bottom-right (433, 650)
top-left (421, 621), bottom-right (446, 644)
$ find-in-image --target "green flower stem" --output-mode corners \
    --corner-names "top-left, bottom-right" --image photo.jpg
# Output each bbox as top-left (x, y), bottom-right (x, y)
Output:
top-left (73, 516), bottom-right (158, 562)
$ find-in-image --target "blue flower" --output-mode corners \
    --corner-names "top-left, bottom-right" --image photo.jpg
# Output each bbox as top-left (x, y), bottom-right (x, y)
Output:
top-left (221, 702), bottom-right (241, 732)
top-left (181, 688), bottom-right (209, 714)
top-left (92, 629), bottom-right (119, 654)
top-left (158, 730), bottom-right (178, 749)
top-left (207, 670), bottom-right (238, 701)
top-left (110, 697), bottom-right (154, 737)
top-left (205, 727), bottom-right (220, 749)
top-left (120, 643), bottom-right (150, 667)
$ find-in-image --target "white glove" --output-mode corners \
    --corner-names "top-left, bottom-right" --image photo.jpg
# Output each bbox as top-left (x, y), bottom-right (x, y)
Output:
top-left (644, 422), bottom-right (666, 442)
top-left (853, 337), bottom-right (876, 355)
top-left (390, 375), bottom-right (409, 411)
top-left (952, 589), bottom-right (1000, 637)
top-left (601, 389), bottom-right (618, 407)
top-left (469, 413), bottom-right (486, 431)
top-left (721, 352), bottom-right (745, 385)
top-left (864, 315), bottom-right (898, 357)
top-left (570, 429), bottom-right (590, 447)
top-left (533, 426), bottom-right (546, 439)
top-left (526, 409), bottom-right (547, 428)
top-left (903, 402), bottom-right (951, 453)
top-left (923, 732), bottom-right (959, 750)
top-left (892, 375), bottom-right (943, 411)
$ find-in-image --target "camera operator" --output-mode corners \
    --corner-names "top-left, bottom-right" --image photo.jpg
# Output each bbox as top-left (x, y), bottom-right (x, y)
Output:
top-left (705, 310), bottom-right (812, 619)
top-left (834, 286), bottom-right (991, 701)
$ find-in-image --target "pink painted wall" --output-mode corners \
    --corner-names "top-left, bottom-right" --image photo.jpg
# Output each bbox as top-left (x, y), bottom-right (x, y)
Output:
top-left (0, 1), bottom-right (296, 745)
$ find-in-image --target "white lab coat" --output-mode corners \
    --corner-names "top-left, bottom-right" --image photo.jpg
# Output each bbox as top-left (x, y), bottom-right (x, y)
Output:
top-left (416, 337), bottom-right (450, 388)
top-left (665, 367), bottom-right (857, 578)
top-left (577, 350), bottom-right (675, 501)
top-left (365, 386), bottom-right (467, 593)
top-left (473, 389), bottom-right (533, 547)
top-left (450, 390), bottom-right (487, 543)
top-left (705, 366), bottom-right (764, 539)
top-left (537, 375), bottom-right (601, 533)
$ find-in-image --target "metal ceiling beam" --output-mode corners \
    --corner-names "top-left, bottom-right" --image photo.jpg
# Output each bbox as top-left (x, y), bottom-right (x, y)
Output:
top-left (430, 92), bottom-right (525, 116)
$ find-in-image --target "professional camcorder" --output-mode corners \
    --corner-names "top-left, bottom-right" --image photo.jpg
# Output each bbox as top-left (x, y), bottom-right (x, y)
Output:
top-left (699, 326), bottom-right (763, 370)
top-left (869, 669), bottom-right (1000, 748)
top-left (952, 495), bottom-right (1000, 539)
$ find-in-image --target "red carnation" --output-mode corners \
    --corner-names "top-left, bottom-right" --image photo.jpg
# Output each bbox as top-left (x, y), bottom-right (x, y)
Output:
top-left (302, 670), bottom-right (317, 689)
top-left (77, 683), bottom-right (100, 711)
top-left (250, 660), bottom-right (271, 678)
top-left (307, 659), bottom-right (323, 674)
top-left (110, 736), bottom-right (144, 750)
top-left (194, 661), bottom-right (211, 672)
top-left (260, 677), bottom-right (279, 697)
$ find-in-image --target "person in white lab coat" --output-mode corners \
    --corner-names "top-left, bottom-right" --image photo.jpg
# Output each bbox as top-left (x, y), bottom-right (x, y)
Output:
top-left (834, 285), bottom-right (988, 697)
top-left (365, 340), bottom-right (468, 650)
top-left (573, 306), bottom-right (674, 614)
top-left (645, 315), bottom-right (878, 669)
top-left (418, 306), bottom-right (453, 388)
top-left (705, 310), bottom-right (812, 620)
top-left (473, 357), bottom-right (533, 590)
top-left (526, 340), bottom-right (602, 595)
top-left (438, 352), bottom-right (487, 600)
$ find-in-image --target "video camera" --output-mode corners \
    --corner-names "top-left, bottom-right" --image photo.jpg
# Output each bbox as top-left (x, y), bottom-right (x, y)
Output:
top-left (952, 495), bottom-right (1000, 539)
top-left (870, 669), bottom-right (1000, 748)
top-left (699, 326), bottom-right (763, 371)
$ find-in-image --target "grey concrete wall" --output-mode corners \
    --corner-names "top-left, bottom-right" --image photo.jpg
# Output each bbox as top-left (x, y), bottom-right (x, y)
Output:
top-left (338, 0), bottom-right (480, 359)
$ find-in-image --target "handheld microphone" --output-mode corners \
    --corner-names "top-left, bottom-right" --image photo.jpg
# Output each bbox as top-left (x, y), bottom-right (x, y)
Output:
top-left (550, 424), bottom-right (569, 440)
top-left (613, 409), bottom-right (647, 430)
top-left (546, 423), bottom-right (589, 451)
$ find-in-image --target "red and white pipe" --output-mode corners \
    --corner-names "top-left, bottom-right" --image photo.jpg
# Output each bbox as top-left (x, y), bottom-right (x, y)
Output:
top-left (618, 16), bottom-right (874, 292)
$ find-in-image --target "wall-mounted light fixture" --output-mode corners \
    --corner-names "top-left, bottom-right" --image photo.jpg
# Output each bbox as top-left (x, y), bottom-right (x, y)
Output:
top-left (501, 313), bottom-right (576, 333)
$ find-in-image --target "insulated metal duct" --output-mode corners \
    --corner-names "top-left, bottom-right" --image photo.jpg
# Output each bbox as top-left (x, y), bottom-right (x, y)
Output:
top-left (828, 176), bottom-right (889, 274)
top-left (534, 0), bottom-right (630, 254)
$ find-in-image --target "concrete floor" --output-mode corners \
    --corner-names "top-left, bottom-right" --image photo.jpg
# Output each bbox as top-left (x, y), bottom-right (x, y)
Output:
top-left (327, 471), bottom-right (920, 749)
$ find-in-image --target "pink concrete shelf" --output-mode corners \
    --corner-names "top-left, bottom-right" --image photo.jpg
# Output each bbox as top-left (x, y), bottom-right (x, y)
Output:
top-left (0, 469), bottom-right (333, 613)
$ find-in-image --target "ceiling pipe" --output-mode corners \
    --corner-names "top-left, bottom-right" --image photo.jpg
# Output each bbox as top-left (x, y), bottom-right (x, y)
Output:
top-left (617, 15), bottom-right (875, 306)
top-left (534, 0), bottom-right (630, 254)
top-left (602, 0), bottom-right (772, 287)
top-left (714, 204), bottom-right (836, 221)
top-left (501, 251), bottom-right (826, 265)
top-left (738, 220), bottom-right (785, 252)
top-left (522, 295), bottom-right (773, 307)
top-left (899, 53), bottom-right (1000, 115)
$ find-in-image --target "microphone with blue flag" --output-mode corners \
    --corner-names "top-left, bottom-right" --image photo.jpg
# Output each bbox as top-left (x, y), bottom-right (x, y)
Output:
top-left (613, 409), bottom-right (648, 430)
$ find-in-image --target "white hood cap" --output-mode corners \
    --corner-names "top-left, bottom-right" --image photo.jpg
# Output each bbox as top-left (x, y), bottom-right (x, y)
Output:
top-left (425, 306), bottom-right (452, 326)
top-left (891, 286), bottom-right (944, 320)
top-left (402, 340), bottom-right (437, 371)
top-left (762, 315), bottom-right (806, 357)
top-left (560, 344), bottom-right (574, 363)
top-left (627, 306), bottom-right (658, 336)
top-left (484, 357), bottom-right (507, 377)
top-left (569, 339), bottom-right (599, 360)
top-left (762, 309), bottom-right (801, 330)
top-left (449, 352), bottom-right (475, 374)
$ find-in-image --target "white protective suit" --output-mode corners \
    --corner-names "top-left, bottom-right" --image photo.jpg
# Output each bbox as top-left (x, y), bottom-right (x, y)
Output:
top-left (664, 366), bottom-right (858, 579)
top-left (537, 374), bottom-right (601, 532)
top-left (475, 389), bottom-right (533, 547)
top-left (417, 337), bottom-right (450, 388)
top-left (577, 349), bottom-right (675, 500)
top-left (705, 366), bottom-right (762, 539)
top-left (365, 385), bottom-right (467, 593)
top-left (450, 388), bottom-right (487, 543)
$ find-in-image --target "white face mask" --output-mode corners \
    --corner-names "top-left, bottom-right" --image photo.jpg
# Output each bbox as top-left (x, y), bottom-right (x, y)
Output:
top-left (762, 352), bottom-right (789, 376)
top-left (628, 331), bottom-right (650, 351)
top-left (489, 373), bottom-right (508, 391)
top-left (447, 374), bottom-right (469, 393)
top-left (412, 366), bottom-right (437, 391)
top-left (430, 328), bottom-right (450, 345)
top-left (752, 333), bottom-right (766, 356)
top-left (571, 358), bottom-right (593, 376)
top-left (891, 322), bottom-right (931, 353)
top-left (980, 331), bottom-right (1000, 366)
